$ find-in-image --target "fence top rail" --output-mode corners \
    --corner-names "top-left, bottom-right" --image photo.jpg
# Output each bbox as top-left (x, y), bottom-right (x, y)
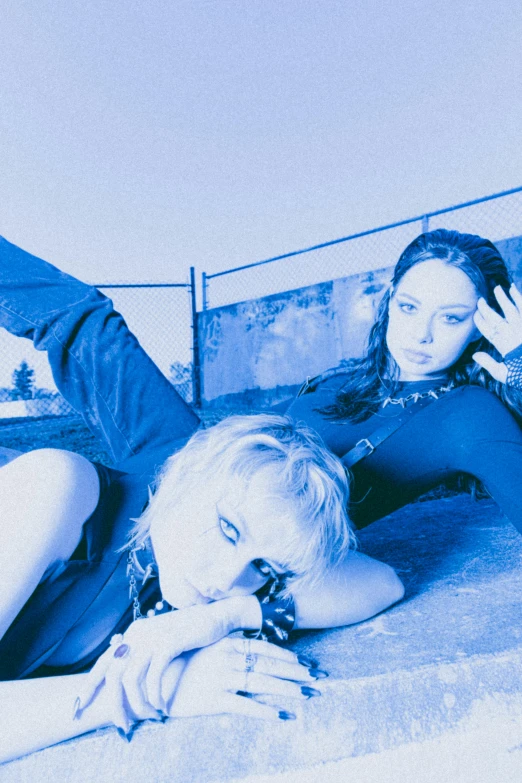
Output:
top-left (205, 184), bottom-right (522, 281)
top-left (93, 282), bottom-right (190, 289)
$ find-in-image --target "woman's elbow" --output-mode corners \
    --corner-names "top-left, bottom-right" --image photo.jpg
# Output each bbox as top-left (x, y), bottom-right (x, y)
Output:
top-left (379, 565), bottom-right (405, 609)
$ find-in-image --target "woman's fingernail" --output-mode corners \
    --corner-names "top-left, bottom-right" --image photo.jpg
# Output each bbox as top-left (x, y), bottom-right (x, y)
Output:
top-left (236, 690), bottom-right (254, 699)
top-left (278, 710), bottom-right (296, 721)
top-left (153, 707), bottom-right (169, 722)
top-left (297, 655), bottom-right (319, 668)
top-left (116, 727), bottom-right (135, 743)
top-left (113, 643), bottom-right (130, 659)
top-left (309, 668), bottom-right (329, 679)
top-left (72, 697), bottom-right (82, 720)
top-left (301, 686), bottom-right (321, 698)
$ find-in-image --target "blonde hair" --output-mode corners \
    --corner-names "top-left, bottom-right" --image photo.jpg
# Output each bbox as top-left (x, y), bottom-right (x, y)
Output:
top-left (129, 413), bottom-right (356, 594)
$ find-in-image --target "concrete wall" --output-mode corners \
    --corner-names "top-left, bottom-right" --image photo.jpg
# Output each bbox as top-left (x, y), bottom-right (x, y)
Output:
top-left (199, 266), bottom-right (392, 409)
top-left (198, 234), bottom-right (522, 409)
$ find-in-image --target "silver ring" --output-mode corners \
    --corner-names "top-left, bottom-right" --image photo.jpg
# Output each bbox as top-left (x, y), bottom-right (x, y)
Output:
top-left (243, 639), bottom-right (257, 673)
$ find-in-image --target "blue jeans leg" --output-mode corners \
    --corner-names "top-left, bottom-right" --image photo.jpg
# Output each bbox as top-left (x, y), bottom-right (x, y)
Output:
top-left (0, 236), bottom-right (200, 466)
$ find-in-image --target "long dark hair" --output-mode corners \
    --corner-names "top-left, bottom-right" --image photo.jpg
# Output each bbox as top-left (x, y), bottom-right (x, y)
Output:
top-left (325, 228), bottom-right (522, 423)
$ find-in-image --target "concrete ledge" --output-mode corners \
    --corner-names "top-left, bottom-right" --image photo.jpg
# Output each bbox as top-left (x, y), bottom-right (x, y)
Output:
top-left (3, 495), bottom-right (522, 782)
top-left (231, 693), bottom-right (522, 783)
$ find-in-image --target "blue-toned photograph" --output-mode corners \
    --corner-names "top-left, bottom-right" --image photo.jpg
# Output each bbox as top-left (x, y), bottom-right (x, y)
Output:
top-left (1, 2), bottom-right (522, 781)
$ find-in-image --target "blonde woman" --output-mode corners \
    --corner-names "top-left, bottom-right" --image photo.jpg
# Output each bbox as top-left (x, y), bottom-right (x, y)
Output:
top-left (0, 237), bottom-right (403, 763)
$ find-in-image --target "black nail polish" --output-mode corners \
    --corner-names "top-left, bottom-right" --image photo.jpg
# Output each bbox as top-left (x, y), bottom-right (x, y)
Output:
top-left (301, 686), bottom-right (321, 698)
top-left (298, 655), bottom-right (319, 668)
top-left (236, 689), bottom-right (254, 699)
top-left (309, 668), bottom-right (329, 679)
top-left (117, 727), bottom-right (132, 743)
top-left (278, 710), bottom-right (296, 721)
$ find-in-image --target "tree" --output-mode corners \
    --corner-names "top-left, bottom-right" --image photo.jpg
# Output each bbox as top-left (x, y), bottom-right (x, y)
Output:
top-left (12, 360), bottom-right (35, 400)
top-left (169, 361), bottom-right (192, 384)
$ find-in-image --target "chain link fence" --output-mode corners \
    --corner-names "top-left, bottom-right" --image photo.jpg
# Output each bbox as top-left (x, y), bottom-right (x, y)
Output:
top-left (3, 187), bottom-right (521, 421)
top-left (0, 281), bottom-right (195, 421)
top-left (202, 186), bottom-right (522, 310)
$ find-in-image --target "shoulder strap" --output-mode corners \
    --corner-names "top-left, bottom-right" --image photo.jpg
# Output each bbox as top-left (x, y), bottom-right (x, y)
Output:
top-left (341, 393), bottom-right (442, 470)
top-left (297, 365), bottom-right (352, 397)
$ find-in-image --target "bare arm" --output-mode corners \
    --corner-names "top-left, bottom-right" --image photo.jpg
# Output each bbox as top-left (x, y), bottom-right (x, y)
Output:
top-left (7, 558), bottom-right (399, 762)
top-left (0, 634), bottom-right (314, 765)
top-left (228, 553), bottom-right (404, 634)
top-left (0, 449), bottom-right (100, 640)
top-left (291, 552), bottom-right (405, 629)
top-left (0, 672), bottom-right (114, 765)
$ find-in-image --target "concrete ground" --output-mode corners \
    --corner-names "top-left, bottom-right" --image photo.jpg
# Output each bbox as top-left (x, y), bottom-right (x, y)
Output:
top-left (2, 494), bottom-right (522, 783)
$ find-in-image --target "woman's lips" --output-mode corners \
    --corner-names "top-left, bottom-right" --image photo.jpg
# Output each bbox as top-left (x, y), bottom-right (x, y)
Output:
top-left (402, 348), bottom-right (432, 364)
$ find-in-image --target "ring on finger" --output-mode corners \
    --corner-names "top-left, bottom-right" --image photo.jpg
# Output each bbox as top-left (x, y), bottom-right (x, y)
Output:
top-left (243, 639), bottom-right (257, 673)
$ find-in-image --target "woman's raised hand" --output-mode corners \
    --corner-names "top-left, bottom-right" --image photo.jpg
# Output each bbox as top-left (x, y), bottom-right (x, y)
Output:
top-left (473, 283), bottom-right (522, 383)
top-left (162, 636), bottom-right (323, 722)
top-left (74, 599), bottom-right (249, 733)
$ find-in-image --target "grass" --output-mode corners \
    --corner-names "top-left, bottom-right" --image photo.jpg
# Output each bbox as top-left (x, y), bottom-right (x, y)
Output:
top-left (0, 409), bottom-right (229, 466)
top-left (0, 416), bottom-right (114, 464)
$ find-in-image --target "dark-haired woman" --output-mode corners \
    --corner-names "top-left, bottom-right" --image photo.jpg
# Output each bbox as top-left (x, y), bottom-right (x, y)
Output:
top-left (286, 229), bottom-right (522, 532)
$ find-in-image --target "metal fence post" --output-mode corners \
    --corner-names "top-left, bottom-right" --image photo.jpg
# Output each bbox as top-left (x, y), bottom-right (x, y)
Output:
top-left (190, 267), bottom-right (202, 408)
top-left (202, 271), bottom-right (208, 311)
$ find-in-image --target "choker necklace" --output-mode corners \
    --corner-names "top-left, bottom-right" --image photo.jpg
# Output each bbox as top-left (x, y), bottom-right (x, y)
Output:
top-left (382, 381), bottom-right (454, 409)
top-left (126, 545), bottom-right (174, 621)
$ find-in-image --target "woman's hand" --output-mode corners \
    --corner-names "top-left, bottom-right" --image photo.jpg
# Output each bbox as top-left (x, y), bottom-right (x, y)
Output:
top-left (473, 283), bottom-right (522, 383)
top-left (161, 637), bottom-right (322, 722)
top-left (74, 597), bottom-right (259, 733)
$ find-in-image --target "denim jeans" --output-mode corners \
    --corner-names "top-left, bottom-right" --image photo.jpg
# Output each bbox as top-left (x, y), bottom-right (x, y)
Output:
top-left (0, 236), bottom-right (200, 471)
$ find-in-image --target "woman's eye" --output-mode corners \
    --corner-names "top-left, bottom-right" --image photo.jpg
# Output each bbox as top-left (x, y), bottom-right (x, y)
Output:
top-left (218, 516), bottom-right (239, 544)
top-left (252, 558), bottom-right (273, 577)
top-left (443, 315), bottom-right (462, 324)
top-left (398, 302), bottom-right (415, 313)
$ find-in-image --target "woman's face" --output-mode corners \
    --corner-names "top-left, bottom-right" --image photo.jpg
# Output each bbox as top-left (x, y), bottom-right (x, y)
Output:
top-left (149, 466), bottom-right (301, 609)
top-left (386, 259), bottom-right (480, 381)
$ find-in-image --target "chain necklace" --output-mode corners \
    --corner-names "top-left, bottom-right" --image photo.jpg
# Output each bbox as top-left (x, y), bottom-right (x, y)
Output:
top-left (126, 546), bottom-right (174, 621)
top-left (382, 381), bottom-right (455, 409)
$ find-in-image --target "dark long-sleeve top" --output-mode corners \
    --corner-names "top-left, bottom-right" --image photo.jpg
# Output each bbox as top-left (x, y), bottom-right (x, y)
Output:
top-left (286, 374), bottom-right (522, 534)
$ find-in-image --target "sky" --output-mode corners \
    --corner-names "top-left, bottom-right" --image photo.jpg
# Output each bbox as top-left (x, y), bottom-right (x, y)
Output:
top-left (1, 0), bottom-right (522, 388)
top-left (2, 0), bottom-right (522, 285)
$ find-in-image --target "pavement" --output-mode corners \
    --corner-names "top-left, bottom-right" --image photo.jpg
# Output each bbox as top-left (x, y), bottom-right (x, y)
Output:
top-left (2, 494), bottom-right (522, 783)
